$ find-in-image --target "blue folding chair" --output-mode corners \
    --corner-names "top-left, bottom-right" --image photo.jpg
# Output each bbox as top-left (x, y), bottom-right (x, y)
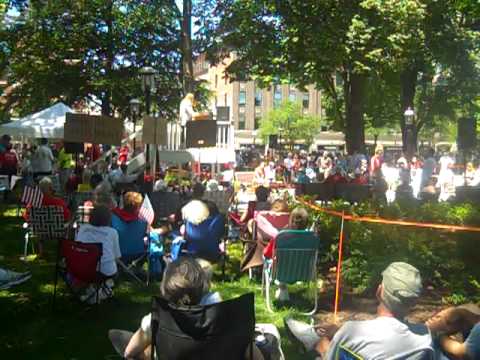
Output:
top-left (263, 230), bottom-right (320, 314)
top-left (184, 214), bottom-right (228, 276)
top-left (336, 345), bottom-right (363, 360)
top-left (111, 214), bottom-right (149, 285)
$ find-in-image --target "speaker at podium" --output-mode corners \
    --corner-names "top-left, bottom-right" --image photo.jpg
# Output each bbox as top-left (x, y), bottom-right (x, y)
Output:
top-left (186, 120), bottom-right (217, 148)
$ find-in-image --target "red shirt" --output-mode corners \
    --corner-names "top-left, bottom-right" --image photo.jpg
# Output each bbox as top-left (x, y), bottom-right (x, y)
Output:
top-left (42, 195), bottom-right (71, 221)
top-left (24, 195), bottom-right (71, 222)
top-left (325, 174), bottom-right (347, 184)
top-left (3, 151), bottom-right (17, 168)
top-left (350, 175), bottom-right (369, 185)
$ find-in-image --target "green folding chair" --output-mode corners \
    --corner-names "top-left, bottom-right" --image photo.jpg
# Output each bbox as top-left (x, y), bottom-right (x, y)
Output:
top-left (262, 229), bottom-right (320, 314)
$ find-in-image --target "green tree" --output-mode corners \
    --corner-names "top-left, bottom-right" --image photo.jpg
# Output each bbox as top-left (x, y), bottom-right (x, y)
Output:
top-left (1, 0), bottom-right (182, 120)
top-left (258, 101), bottom-right (322, 150)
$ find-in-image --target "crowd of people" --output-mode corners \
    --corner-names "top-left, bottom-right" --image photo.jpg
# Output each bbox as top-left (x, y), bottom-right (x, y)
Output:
top-left (1, 133), bottom-right (479, 359)
top-left (251, 146), bottom-right (480, 203)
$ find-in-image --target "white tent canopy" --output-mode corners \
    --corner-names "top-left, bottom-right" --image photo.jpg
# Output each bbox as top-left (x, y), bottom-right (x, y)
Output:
top-left (0, 102), bottom-right (74, 138)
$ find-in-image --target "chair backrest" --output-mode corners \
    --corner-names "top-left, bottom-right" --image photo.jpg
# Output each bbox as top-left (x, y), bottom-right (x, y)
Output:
top-left (152, 293), bottom-right (255, 360)
top-left (336, 345), bottom-right (364, 360)
top-left (254, 211), bottom-right (290, 242)
top-left (62, 239), bottom-right (102, 284)
top-left (185, 214), bottom-right (225, 259)
top-left (111, 213), bottom-right (148, 257)
top-left (150, 191), bottom-right (181, 221)
top-left (30, 206), bottom-right (66, 239)
top-left (274, 230), bottom-right (320, 284)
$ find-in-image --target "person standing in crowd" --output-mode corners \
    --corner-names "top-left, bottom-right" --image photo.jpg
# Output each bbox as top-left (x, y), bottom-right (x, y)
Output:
top-left (57, 141), bottom-right (74, 193)
top-left (179, 93), bottom-right (197, 147)
top-left (32, 138), bottom-right (54, 179)
top-left (284, 152), bottom-right (294, 183)
top-left (0, 143), bottom-right (18, 180)
top-left (369, 146), bottom-right (384, 175)
top-left (421, 148), bottom-right (437, 190)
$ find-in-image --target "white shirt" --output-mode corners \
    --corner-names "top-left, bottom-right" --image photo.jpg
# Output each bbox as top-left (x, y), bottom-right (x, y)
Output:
top-left (179, 98), bottom-right (194, 126)
top-left (325, 317), bottom-right (434, 360)
top-left (33, 145), bottom-right (54, 173)
top-left (75, 224), bottom-right (121, 276)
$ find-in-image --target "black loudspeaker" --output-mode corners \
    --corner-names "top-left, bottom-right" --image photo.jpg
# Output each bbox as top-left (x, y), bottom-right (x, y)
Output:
top-left (186, 120), bottom-right (217, 148)
top-left (268, 135), bottom-right (278, 149)
top-left (64, 142), bottom-right (84, 154)
top-left (457, 117), bottom-right (477, 151)
top-left (216, 106), bottom-right (230, 122)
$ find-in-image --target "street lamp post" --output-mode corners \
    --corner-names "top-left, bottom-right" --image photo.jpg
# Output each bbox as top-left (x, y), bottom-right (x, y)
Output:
top-left (404, 107), bottom-right (415, 158)
top-left (129, 98), bottom-right (141, 151)
top-left (139, 66), bottom-right (158, 175)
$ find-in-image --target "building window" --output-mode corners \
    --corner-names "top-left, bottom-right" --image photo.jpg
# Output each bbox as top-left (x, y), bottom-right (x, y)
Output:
top-left (302, 92), bottom-right (310, 109)
top-left (289, 87), bottom-right (297, 102)
top-left (238, 112), bottom-right (246, 130)
top-left (273, 84), bottom-right (282, 108)
top-left (254, 116), bottom-right (261, 130)
top-left (254, 87), bottom-right (262, 107)
top-left (239, 82), bottom-right (246, 105)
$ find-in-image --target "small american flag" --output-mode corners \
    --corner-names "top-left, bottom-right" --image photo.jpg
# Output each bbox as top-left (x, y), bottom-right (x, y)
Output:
top-left (21, 186), bottom-right (44, 208)
top-left (139, 194), bottom-right (154, 226)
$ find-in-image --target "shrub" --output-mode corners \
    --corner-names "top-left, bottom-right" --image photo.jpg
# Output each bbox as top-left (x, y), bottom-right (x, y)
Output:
top-left (306, 199), bottom-right (480, 303)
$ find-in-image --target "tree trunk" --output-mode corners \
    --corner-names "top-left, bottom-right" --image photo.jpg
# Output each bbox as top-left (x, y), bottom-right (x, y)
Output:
top-left (400, 67), bottom-right (417, 154)
top-left (102, 0), bottom-right (114, 116)
top-left (182, 0), bottom-right (194, 94)
top-left (344, 72), bottom-right (366, 154)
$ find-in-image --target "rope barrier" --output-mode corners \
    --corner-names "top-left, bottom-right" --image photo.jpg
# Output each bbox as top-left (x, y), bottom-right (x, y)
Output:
top-left (298, 198), bottom-right (480, 233)
top-left (296, 197), bottom-right (480, 315)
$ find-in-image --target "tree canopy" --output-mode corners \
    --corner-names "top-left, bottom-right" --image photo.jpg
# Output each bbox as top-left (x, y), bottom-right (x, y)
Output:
top-left (195, 0), bottom-right (480, 153)
top-left (258, 101), bottom-right (322, 149)
top-left (1, 0), bottom-right (183, 121)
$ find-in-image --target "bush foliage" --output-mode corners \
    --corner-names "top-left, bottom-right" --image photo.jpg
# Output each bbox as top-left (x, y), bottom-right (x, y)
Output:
top-left (303, 199), bottom-right (480, 302)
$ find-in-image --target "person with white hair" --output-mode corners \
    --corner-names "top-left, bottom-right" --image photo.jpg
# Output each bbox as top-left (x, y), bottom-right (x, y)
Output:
top-left (36, 177), bottom-right (71, 221)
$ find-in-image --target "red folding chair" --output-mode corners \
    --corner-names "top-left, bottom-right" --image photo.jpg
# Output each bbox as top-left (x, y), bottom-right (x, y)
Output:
top-left (53, 239), bottom-right (106, 306)
top-left (228, 200), bottom-right (256, 241)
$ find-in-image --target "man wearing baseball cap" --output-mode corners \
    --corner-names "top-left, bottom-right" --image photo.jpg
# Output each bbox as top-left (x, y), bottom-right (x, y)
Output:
top-left (285, 262), bottom-right (435, 359)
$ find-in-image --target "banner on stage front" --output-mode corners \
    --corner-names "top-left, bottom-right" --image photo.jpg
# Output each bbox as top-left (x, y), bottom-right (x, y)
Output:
top-left (142, 116), bottom-right (167, 145)
top-left (64, 113), bottom-right (123, 145)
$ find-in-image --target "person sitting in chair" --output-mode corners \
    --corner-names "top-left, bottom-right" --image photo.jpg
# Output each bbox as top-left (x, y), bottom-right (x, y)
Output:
top-left (108, 257), bottom-right (223, 359)
top-left (112, 191), bottom-right (143, 222)
top-left (24, 176), bottom-right (71, 222)
top-left (286, 262), bottom-right (434, 359)
top-left (75, 205), bottom-right (120, 303)
top-left (180, 199), bottom-right (225, 262)
top-left (263, 207), bottom-right (310, 302)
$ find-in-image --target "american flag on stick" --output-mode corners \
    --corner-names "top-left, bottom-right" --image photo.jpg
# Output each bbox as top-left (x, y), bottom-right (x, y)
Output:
top-left (21, 186), bottom-right (44, 208)
top-left (139, 194), bottom-right (154, 226)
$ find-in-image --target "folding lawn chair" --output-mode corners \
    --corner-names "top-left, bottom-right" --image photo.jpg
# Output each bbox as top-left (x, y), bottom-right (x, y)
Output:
top-left (111, 213), bottom-right (149, 285)
top-left (23, 206), bottom-right (66, 259)
top-left (53, 239), bottom-right (107, 306)
top-left (262, 230), bottom-right (320, 314)
top-left (150, 191), bottom-right (181, 224)
top-left (228, 200), bottom-right (256, 241)
top-left (151, 293), bottom-right (255, 360)
top-left (336, 345), bottom-right (364, 360)
top-left (184, 213), bottom-right (228, 277)
top-left (241, 211), bottom-right (290, 279)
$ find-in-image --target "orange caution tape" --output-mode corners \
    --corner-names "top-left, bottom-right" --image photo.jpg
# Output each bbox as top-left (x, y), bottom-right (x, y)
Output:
top-left (298, 199), bottom-right (480, 233)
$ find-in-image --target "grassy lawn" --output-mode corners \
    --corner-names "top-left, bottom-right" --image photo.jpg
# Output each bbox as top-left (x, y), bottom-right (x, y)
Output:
top-left (0, 205), bottom-right (315, 359)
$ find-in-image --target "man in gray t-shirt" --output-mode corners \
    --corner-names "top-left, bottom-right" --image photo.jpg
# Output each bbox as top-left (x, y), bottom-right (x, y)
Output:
top-left (286, 262), bottom-right (434, 359)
